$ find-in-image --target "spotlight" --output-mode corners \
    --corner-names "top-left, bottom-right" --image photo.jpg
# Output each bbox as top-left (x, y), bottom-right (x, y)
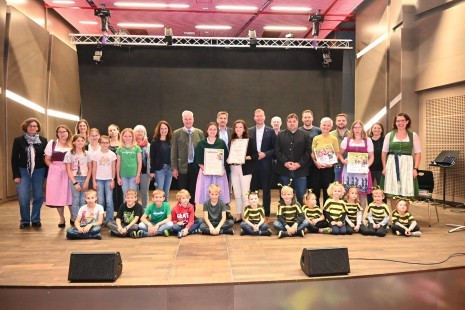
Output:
top-left (94, 4), bottom-right (111, 32)
top-left (285, 32), bottom-right (295, 39)
top-left (93, 44), bottom-right (103, 64)
top-left (248, 29), bottom-right (257, 48)
top-left (309, 9), bottom-right (324, 37)
top-left (322, 48), bottom-right (332, 68)
top-left (164, 27), bottom-right (173, 45)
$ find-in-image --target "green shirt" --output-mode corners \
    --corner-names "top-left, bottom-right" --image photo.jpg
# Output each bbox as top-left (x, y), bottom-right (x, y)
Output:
top-left (116, 145), bottom-right (142, 177)
top-left (144, 202), bottom-right (171, 224)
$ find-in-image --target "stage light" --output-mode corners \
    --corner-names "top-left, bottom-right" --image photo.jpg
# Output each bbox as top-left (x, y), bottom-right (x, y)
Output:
top-left (94, 4), bottom-right (111, 32)
top-left (322, 48), bottom-right (332, 68)
top-left (93, 44), bottom-right (103, 63)
top-left (309, 9), bottom-right (324, 37)
top-left (248, 29), bottom-right (257, 48)
top-left (164, 27), bottom-right (173, 45)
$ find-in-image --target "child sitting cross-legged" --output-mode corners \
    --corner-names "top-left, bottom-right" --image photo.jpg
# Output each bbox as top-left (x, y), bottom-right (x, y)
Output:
top-left (107, 189), bottom-right (143, 237)
top-left (344, 186), bottom-right (363, 234)
top-left (199, 184), bottom-right (234, 235)
top-left (360, 188), bottom-right (390, 237)
top-left (302, 189), bottom-right (331, 234)
top-left (135, 189), bottom-right (173, 238)
top-left (240, 191), bottom-right (272, 236)
top-left (323, 182), bottom-right (348, 235)
top-left (66, 189), bottom-right (104, 240)
top-left (391, 198), bottom-right (421, 237)
top-left (273, 185), bottom-right (308, 238)
top-left (171, 189), bottom-right (203, 238)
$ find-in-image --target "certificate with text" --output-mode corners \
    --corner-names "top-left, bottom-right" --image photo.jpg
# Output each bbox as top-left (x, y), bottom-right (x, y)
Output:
top-left (228, 138), bottom-right (249, 164)
top-left (346, 152), bottom-right (369, 173)
top-left (204, 148), bottom-right (224, 175)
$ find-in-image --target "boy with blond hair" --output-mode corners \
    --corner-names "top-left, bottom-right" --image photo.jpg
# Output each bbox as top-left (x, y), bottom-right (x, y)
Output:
top-left (199, 184), bottom-right (234, 235)
top-left (136, 189), bottom-right (173, 237)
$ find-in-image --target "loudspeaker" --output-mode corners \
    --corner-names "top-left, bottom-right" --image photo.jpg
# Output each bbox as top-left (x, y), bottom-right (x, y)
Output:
top-left (300, 247), bottom-right (350, 277)
top-left (68, 252), bottom-right (123, 282)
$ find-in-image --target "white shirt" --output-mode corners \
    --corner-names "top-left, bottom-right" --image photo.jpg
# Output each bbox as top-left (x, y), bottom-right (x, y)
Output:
top-left (255, 126), bottom-right (265, 152)
top-left (92, 149), bottom-right (117, 180)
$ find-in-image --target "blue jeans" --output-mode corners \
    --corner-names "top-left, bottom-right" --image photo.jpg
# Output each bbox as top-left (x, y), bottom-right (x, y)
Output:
top-left (155, 165), bottom-right (173, 202)
top-left (280, 175), bottom-right (307, 205)
top-left (70, 176), bottom-right (87, 220)
top-left (240, 222), bottom-right (269, 235)
top-left (17, 167), bottom-right (46, 224)
top-left (139, 221), bottom-right (173, 236)
top-left (334, 166), bottom-right (342, 182)
top-left (273, 220), bottom-right (308, 232)
top-left (66, 225), bottom-right (102, 239)
top-left (120, 176), bottom-right (137, 199)
top-left (96, 179), bottom-right (114, 221)
top-left (172, 218), bottom-right (202, 234)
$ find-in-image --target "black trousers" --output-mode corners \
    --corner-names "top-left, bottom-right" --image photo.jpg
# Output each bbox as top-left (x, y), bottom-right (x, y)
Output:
top-left (310, 167), bottom-right (334, 206)
top-left (251, 164), bottom-right (272, 216)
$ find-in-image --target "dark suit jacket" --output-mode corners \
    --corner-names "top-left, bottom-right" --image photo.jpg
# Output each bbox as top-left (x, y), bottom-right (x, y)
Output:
top-left (249, 125), bottom-right (276, 173)
top-left (275, 128), bottom-right (311, 178)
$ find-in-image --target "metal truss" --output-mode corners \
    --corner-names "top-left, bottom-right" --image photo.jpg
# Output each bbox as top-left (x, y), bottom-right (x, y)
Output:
top-left (70, 34), bottom-right (352, 49)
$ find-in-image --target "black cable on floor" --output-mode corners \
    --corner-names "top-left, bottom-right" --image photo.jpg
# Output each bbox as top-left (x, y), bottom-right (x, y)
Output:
top-left (350, 253), bottom-right (465, 265)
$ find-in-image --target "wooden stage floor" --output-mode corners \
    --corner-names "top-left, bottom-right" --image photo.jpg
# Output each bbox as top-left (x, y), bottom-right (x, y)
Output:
top-left (1, 190), bottom-right (465, 288)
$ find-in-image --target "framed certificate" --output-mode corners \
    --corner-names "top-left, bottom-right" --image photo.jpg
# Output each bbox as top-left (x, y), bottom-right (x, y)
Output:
top-left (314, 143), bottom-right (337, 165)
top-left (228, 138), bottom-right (249, 164)
top-left (346, 152), bottom-right (369, 173)
top-left (204, 148), bottom-right (224, 175)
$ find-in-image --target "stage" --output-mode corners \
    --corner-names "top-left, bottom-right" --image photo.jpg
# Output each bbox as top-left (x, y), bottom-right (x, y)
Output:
top-left (1, 190), bottom-right (465, 309)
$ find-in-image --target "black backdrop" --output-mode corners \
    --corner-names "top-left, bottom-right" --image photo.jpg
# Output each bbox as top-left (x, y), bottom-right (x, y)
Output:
top-left (78, 45), bottom-right (347, 135)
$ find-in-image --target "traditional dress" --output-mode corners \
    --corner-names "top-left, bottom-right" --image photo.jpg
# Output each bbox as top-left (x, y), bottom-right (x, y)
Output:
top-left (339, 138), bottom-right (373, 194)
top-left (194, 138), bottom-right (230, 204)
top-left (382, 131), bottom-right (420, 197)
top-left (45, 140), bottom-right (72, 207)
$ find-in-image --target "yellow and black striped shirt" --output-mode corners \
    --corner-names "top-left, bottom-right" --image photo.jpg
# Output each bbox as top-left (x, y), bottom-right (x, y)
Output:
top-left (366, 203), bottom-right (390, 223)
top-left (302, 205), bottom-right (323, 220)
top-left (277, 203), bottom-right (304, 225)
top-left (243, 205), bottom-right (265, 224)
top-left (345, 202), bottom-right (362, 223)
top-left (323, 198), bottom-right (347, 222)
top-left (392, 210), bottom-right (415, 226)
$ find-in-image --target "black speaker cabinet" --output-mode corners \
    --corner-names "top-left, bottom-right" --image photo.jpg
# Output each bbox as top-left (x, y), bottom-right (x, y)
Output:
top-left (68, 252), bottom-right (123, 282)
top-left (300, 247), bottom-right (350, 277)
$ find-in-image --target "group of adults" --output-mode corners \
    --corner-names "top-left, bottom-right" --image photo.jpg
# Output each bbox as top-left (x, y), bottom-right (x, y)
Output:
top-left (11, 109), bottom-right (420, 229)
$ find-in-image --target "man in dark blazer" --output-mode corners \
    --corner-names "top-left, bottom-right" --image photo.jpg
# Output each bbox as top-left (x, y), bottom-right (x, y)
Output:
top-left (217, 111), bottom-right (233, 197)
top-left (249, 109), bottom-right (276, 219)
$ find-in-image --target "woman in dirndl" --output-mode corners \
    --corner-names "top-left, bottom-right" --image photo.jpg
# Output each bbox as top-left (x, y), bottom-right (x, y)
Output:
top-left (44, 125), bottom-right (73, 228)
top-left (381, 113), bottom-right (421, 199)
top-left (338, 120), bottom-right (373, 208)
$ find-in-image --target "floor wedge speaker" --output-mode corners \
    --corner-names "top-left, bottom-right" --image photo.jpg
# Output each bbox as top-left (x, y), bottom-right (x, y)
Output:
top-left (300, 247), bottom-right (350, 277)
top-left (68, 252), bottom-right (123, 282)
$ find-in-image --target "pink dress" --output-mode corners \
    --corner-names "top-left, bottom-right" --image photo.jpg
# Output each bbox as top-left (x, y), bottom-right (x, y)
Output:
top-left (46, 140), bottom-right (72, 207)
top-left (339, 138), bottom-right (373, 194)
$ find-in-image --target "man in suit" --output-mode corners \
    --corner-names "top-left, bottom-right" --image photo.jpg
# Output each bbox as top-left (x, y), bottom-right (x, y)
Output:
top-left (249, 109), bottom-right (276, 220)
top-left (171, 110), bottom-right (204, 207)
top-left (217, 111), bottom-right (233, 196)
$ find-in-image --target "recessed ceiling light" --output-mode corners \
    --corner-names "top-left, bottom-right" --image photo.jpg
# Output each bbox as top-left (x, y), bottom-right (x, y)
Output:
top-left (195, 25), bottom-right (232, 30)
top-left (270, 6), bottom-right (312, 12)
top-left (52, 0), bottom-right (76, 4)
top-left (114, 2), bottom-right (189, 9)
top-left (216, 5), bottom-right (257, 11)
top-left (117, 23), bottom-right (164, 28)
top-left (79, 21), bottom-right (98, 25)
top-left (263, 26), bottom-right (308, 31)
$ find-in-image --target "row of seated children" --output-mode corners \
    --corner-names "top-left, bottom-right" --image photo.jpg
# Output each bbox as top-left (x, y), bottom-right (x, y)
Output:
top-left (66, 183), bottom-right (421, 240)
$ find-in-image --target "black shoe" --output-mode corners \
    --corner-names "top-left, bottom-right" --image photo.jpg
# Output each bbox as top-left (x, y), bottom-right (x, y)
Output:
top-left (58, 222), bottom-right (66, 228)
top-left (31, 222), bottom-right (41, 228)
top-left (223, 229), bottom-right (235, 235)
top-left (19, 223), bottom-right (30, 229)
top-left (261, 230), bottom-right (272, 236)
top-left (278, 231), bottom-right (288, 238)
top-left (234, 218), bottom-right (243, 224)
top-left (240, 229), bottom-right (246, 236)
top-left (70, 220), bottom-right (75, 226)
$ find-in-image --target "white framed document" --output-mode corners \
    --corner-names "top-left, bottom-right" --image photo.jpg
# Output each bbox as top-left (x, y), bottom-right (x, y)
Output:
top-left (204, 148), bottom-right (224, 175)
top-left (346, 152), bottom-right (369, 173)
top-left (314, 143), bottom-right (338, 165)
top-left (228, 138), bottom-right (249, 165)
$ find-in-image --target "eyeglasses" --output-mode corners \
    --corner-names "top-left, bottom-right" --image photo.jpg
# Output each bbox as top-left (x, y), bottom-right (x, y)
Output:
top-left (58, 131), bottom-right (68, 134)
top-left (28, 125), bottom-right (38, 128)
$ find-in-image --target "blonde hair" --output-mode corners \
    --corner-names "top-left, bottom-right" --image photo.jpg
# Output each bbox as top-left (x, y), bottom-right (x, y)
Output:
top-left (371, 188), bottom-right (385, 198)
top-left (395, 198), bottom-right (410, 211)
top-left (125, 189), bottom-right (138, 198)
top-left (176, 189), bottom-right (191, 201)
top-left (344, 186), bottom-right (360, 204)
top-left (119, 128), bottom-right (136, 148)
top-left (280, 185), bottom-right (294, 195)
top-left (208, 184), bottom-right (221, 194)
top-left (303, 191), bottom-right (317, 204)
top-left (327, 182), bottom-right (345, 198)
top-left (348, 120), bottom-right (367, 139)
top-left (85, 189), bottom-right (97, 196)
top-left (152, 189), bottom-right (165, 198)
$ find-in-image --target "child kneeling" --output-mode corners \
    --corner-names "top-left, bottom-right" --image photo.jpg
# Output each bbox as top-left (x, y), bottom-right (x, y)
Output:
top-left (240, 192), bottom-right (271, 236)
top-left (66, 189), bottom-right (104, 240)
top-left (199, 184), bottom-right (234, 235)
top-left (136, 189), bottom-right (173, 238)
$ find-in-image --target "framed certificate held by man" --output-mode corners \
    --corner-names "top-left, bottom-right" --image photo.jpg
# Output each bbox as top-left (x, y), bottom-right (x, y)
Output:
top-left (204, 148), bottom-right (224, 175)
top-left (228, 138), bottom-right (249, 164)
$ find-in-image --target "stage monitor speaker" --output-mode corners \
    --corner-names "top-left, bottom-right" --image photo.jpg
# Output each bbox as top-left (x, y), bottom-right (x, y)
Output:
top-left (68, 252), bottom-right (123, 282)
top-left (300, 247), bottom-right (350, 277)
